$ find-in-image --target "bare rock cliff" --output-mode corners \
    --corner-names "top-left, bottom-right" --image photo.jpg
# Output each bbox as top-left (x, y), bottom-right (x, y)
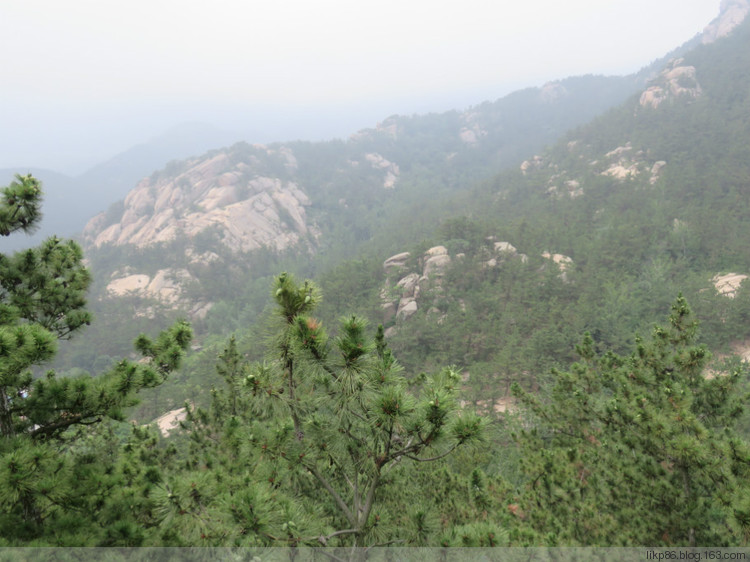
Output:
top-left (639, 58), bottom-right (703, 109)
top-left (83, 149), bottom-right (315, 253)
top-left (702, 0), bottom-right (750, 44)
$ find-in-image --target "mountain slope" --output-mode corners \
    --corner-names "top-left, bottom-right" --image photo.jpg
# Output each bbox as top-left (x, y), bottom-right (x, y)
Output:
top-left (53, 2), bottom-right (750, 410)
top-left (82, 75), bottom-right (644, 260)
top-left (1, 123), bottom-right (243, 251)
top-left (364, 12), bottom-right (750, 397)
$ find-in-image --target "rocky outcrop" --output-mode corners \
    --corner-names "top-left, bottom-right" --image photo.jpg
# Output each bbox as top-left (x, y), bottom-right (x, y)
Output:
top-left (351, 117), bottom-right (400, 142)
top-left (520, 155), bottom-right (545, 175)
top-left (539, 81), bottom-right (568, 103)
top-left (649, 161), bottom-right (667, 185)
top-left (639, 59), bottom-right (703, 109)
top-left (601, 142), bottom-right (642, 179)
top-left (83, 150), bottom-right (316, 253)
top-left (383, 252), bottom-right (411, 275)
top-left (423, 246), bottom-right (451, 278)
top-left (382, 241), bottom-right (533, 330)
top-left (107, 273), bottom-right (151, 297)
top-left (461, 396), bottom-right (517, 415)
top-left (364, 153), bottom-right (400, 189)
top-left (381, 246), bottom-right (455, 326)
top-left (483, 241), bottom-right (527, 268)
top-left (542, 252), bottom-right (574, 282)
top-left (106, 268), bottom-right (212, 320)
top-left (713, 273), bottom-right (748, 297)
top-left (541, 252), bottom-right (573, 270)
top-left (531, 137), bottom-right (666, 199)
top-left (153, 405), bottom-right (190, 437)
top-left (702, 0), bottom-right (750, 44)
top-left (459, 112), bottom-right (488, 145)
top-left (397, 299), bottom-right (418, 320)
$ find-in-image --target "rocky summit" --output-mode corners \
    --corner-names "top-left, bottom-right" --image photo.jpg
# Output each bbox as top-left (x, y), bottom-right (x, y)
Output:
top-left (83, 148), bottom-right (316, 253)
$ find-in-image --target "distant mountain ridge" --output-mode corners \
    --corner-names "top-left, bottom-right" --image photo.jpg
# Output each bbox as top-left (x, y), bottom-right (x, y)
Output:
top-left (82, 74), bottom-right (643, 255)
top-left (1, 123), bottom-right (242, 251)
top-left (9, 3), bottom-right (744, 255)
top-left (345, 9), bottom-right (750, 386)
top-left (48, 1), bottom-right (750, 415)
top-left (79, 0), bottom-right (750, 260)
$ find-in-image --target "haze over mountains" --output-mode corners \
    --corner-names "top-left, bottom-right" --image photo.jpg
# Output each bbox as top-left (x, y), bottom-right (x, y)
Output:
top-left (42, 0), bottom-right (750, 387)
top-left (2, 2), bottom-right (739, 253)
top-left (5, 80), bottom-right (635, 252)
top-left (68, 1), bottom-right (741, 292)
top-left (5, 0), bottom-right (749, 380)
top-left (6, 1), bottom-right (750, 548)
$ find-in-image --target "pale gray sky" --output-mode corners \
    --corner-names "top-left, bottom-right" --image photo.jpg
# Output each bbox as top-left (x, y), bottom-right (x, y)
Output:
top-left (1, 0), bottom-right (721, 173)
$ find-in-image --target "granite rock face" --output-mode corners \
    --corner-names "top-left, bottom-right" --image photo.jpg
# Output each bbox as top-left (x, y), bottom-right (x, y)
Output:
top-left (84, 151), bottom-right (315, 253)
top-left (639, 59), bottom-right (703, 109)
top-left (701, 0), bottom-right (750, 44)
top-left (381, 242), bottom-right (531, 330)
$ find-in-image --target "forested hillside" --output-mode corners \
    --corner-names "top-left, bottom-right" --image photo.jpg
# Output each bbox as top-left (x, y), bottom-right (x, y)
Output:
top-left (327, 13), bottom-right (750, 410)
top-left (47, 73), bottom-right (650, 382)
top-left (3, 3), bottom-right (750, 550)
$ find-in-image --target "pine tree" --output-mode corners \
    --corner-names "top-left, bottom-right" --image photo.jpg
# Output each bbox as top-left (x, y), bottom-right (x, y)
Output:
top-left (235, 273), bottom-right (487, 547)
top-left (512, 296), bottom-right (750, 546)
top-left (0, 174), bottom-right (193, 544)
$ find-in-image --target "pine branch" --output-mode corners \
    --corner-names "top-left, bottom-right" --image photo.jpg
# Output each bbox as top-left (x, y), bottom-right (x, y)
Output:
top-left (359, 469), bottom-right (380, 528)
top-left (29, 414), bottom-right (102, 439)
top-left (327, 454), bottom-right (355, 493)
top-left (403, 443), bottom-right (458, 462)
top-left (285, 358), bottom-right (304, 440)
top-left (305, 463), bottom-right (357, 527)
top-left (313, 528), bottom-right (360, 546)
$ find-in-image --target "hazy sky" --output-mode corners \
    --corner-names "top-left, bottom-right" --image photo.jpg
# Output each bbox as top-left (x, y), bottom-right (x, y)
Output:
top-left (1, 0), bottom-right (721, 173)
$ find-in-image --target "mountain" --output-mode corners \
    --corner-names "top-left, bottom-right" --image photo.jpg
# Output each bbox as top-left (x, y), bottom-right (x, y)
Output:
top-left (10, 3), bottom-right (737, 256)
top-left (52, 2), bottom-right (750, 406)
top-left (80, 2), bottom-right (750, 265)
top-left (1, 123), bottom-right (243, 251)
top-left (370, 6), bottom-right (750, 395)
top-left (12, 2), bottom-right (750, 548)
top-left (75, 122), bottom-right (245, 211)
top-left (79, 74), bottom-right (649, 312)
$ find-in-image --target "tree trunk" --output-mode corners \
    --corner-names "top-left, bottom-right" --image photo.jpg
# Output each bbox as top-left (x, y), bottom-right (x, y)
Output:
top-left (0, 387), bottom-right (15, 438)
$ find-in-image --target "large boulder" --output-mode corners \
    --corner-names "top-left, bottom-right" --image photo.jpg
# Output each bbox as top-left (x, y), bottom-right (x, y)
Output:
top-left (423, 254), bottom-right (451, 278)
top-left (713, 273), bottom-right (748, 297)
top-left (383, 252), bottom-right (411, 275)
top-left (396, 273), bottom-right (421, 299)
top-left (422, 246), bottom-right (451, 278)
top-left (397, 299), bottom-right (418, 320)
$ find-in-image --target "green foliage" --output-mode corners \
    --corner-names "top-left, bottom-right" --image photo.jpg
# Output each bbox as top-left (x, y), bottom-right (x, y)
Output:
top-left (511, 297), bottom-right (750, 546)
top-left (4, 18), bottom-right (750, 548)
top-left (0, 174), bottom-right (43, 236)
top-left (154, 274), bottom-right (490, 547)
top-left (0, 175), bottom-right (193, 545)
top-left (256, 273), bottom-right (488, 545)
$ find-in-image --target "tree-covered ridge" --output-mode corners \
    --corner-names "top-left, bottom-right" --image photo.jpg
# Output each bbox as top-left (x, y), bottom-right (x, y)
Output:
top-left (64, 13), bottom-right (750, 431)
top-left (272, 17), bottom-right (750, 434)
top-left (85, 72), bottom-right (642, 251)
top-left (76, 72), bottom-right (645, 332)
top-left (51, 71), bottom-right (656, 392)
